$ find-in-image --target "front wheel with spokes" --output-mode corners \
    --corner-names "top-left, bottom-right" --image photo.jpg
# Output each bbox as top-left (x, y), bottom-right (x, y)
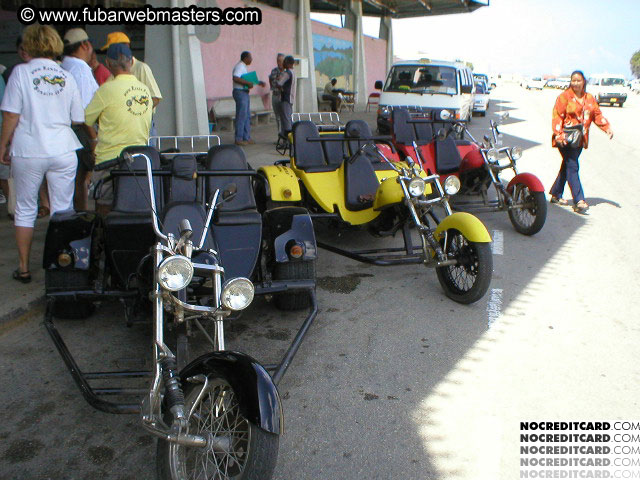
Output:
top-left (157, 374), bottom-right (279, 480)
top-left (508, 184), bottom-right (547, 235)
top-left (435, 229), bottom-right (492, 304)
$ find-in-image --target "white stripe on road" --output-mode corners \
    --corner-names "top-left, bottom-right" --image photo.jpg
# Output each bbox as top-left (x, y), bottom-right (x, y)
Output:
top-left (487, 288), bottom-right (503, 328)
top-left (491, 230), bottom-right (504, 255)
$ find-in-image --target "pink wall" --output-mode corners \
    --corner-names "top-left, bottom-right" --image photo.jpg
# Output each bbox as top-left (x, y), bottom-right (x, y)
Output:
top-left (364, 36), bottom-right (387, 95)
top-left (200, 0), bottom-right (295, 106)
top-left (200, 9), bottom-right (387, 106)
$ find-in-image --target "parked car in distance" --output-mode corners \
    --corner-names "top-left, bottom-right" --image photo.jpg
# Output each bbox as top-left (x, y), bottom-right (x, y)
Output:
top-left (526, 77), bottom-right (546, 90)
top-left (474, 73), bottom-right (491, 90)
top-left (630, 78), bottom-right (640, 94)
top-left (473, 80), bottom-right (490, 116)
top-left (588, 73), bottom-right (628, 106)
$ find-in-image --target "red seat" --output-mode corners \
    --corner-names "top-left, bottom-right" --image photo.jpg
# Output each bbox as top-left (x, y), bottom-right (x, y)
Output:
top-left (366, 92), bottom-right (381, 112)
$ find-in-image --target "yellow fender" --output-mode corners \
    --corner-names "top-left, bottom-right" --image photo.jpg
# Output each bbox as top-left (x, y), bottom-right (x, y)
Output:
top-left (373, 177), bottom-right (403, 210)
top-left (257, 165), bottom-right (302, 202)
top-left (434, 212), bottom-right (492, 243)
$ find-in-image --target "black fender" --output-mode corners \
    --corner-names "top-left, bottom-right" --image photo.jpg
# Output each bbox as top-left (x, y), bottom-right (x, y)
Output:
top-left (43, 210), bottom-right (98, 271)
top-left (179, 350), bottom-right (283, 435)
top-left (263, 207), bottom-right (317, 262)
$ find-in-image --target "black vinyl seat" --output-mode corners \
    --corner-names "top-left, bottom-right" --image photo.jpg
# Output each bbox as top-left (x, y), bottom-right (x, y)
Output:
top-left (435, 136), bottom-right (463, 174)
top-left (205, 145), bottom-right (262, 279)
top-left (392, 108), bottom-right (433, 146)
top-left (320, 133), bottom-right (346, 169)
top-left (161, 155), bottom-right (215, 250)
top-left (292, 121), bottom-right (340, 172)
top-left (344, 152), bottom-right (380, 211)
top-left (344, 120), bottom-right (395, 171)
top-left (104, 145), bottom-right (164, 288)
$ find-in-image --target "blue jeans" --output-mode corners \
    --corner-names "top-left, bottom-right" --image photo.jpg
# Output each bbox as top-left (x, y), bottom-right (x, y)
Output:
top-left (233, 89), bottom-right (250, 142)
top-left (550, 146), bottom-right (584, 204)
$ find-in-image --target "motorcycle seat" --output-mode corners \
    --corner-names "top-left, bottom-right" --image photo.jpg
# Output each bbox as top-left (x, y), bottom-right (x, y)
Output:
top-left (111, 146), bottom-right (164, 215)
top-left (435, 136), bottom-right (463, 174)
top-left (166, 155), bottom-right (198, 203)
top-left (205, 145), bottom-right (258, 213)
top-left (292, 121), bottom-right (340, 172)
top-left (344, 152), bottom-right (380, 211)
top-left (161, 202), bottom-right (215, 250)
top-left (392, 108), bottom-right (433, 146)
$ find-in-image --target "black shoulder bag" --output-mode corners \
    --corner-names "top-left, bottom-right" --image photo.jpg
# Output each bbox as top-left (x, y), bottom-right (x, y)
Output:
top-left (562, 123), bottom-right (584, 149)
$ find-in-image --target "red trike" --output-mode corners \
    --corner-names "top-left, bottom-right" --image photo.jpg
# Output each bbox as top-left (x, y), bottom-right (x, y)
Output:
top-left (390, 108), bottom-right (547, 235)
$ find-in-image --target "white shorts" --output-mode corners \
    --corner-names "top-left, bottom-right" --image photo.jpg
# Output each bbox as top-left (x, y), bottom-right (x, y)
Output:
top-left (11, 151), bottom-right (77, 228)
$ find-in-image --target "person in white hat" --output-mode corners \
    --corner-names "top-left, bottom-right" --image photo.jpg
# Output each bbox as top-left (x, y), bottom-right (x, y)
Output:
top-left (62, 28), bottom-right (99, 210)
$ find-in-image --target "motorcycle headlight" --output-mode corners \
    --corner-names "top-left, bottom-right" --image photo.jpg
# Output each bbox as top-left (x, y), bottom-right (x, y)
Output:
top-left (221, 277), bottom-right (255, 311)
top-left (408, 178), bottom-right (426, 197)
top-left (440, 109), bottom-right (452, 121)
top-left (486, 148), bottom-right (500, 162)
top-left (443, 175), bottom-right (461, 195)
top-left (157, 255), bottom-right (194, 291)
top-left (510, 146), bottom-right (523, 160)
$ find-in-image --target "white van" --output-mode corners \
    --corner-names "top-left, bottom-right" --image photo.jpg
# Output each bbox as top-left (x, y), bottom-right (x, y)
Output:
top-left (588, 73), bottom-right (628, 107)
top-left (376, 60), bottom-right (475, 133)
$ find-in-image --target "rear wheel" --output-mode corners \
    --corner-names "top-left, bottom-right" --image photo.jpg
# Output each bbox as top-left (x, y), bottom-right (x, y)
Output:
top-left (273, 260), bottom-right (315, 311)
top-left (508, 184), bottom-right (547, 235)
top-left (157, 374), bottom-right (279, 480)
top-left (436, 230), bottom-right (492, 304)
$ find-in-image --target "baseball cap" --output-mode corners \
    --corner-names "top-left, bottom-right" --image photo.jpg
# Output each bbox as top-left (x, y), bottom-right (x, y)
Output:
top-left (106, 43), bottom-right (132, 60)
top-left (101, 32), bottom-right (130, 51)
top-left (63, 28), bottom-right (89, 45)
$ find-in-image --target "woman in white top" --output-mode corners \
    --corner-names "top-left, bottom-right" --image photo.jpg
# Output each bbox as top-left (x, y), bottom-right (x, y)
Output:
top-left (0, 25), bottom-right (84, 283)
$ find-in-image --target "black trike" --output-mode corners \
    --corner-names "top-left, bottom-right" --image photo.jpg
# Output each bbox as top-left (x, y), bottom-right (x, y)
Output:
top-left (43, 136), bottom-right (318, 480)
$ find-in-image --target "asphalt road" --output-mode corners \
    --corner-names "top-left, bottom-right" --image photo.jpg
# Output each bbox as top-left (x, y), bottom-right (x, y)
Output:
top-left (1, 84), bottom-right (639, 480)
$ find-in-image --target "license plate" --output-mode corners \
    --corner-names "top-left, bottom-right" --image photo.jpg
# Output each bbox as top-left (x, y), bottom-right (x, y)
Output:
top-left (611, 98), bottom-right (617, 102)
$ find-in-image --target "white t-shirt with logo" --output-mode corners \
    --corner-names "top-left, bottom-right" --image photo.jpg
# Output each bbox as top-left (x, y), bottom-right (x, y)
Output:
top-left (1, 58), bottom-right (83, 158)
top-left (232, 61), bottom-right (248, 90)
top-left (61, 55), bottom-right (98, 109)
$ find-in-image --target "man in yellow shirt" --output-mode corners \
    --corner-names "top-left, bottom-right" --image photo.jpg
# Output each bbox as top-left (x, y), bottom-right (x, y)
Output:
top-left (85, 43), bottom-right (152, 214)
top-left (101, 32), bottom-right (161, 108)
top-left (101, 31), bottom-right (161, 136)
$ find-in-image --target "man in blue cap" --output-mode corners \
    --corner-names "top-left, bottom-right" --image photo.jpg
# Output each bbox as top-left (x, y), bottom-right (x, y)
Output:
top-left (84, 43), bottom-right (152, 215)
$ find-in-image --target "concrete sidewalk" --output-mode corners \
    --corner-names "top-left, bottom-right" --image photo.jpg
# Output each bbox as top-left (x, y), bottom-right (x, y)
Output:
top-left (0, 109), bottom-right (371, 325)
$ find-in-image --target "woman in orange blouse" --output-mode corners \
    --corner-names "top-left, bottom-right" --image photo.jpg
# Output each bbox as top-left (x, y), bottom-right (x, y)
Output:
top-left (550, 70), bottom-right (613, 214)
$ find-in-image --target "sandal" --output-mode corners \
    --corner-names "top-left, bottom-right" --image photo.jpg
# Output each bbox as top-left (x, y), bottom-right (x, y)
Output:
top-left (573, 200), bottom-right (589, 214)
top-left (12, 269), bottom-right (31, 284)
top-left (550, 196), bottom-right (569, 206)
top-left (37, 206), bottom-right (50, 218)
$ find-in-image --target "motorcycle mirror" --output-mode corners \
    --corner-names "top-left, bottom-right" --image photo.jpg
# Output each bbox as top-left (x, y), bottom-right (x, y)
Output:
top-left (179, 219), bottom-right (193, 240)
top-left (437, 128), bottom-right (448, 142)
top-left (483, 134), bottom-right (490, 142)
top-left (222, 183), bottom-right (238, 201)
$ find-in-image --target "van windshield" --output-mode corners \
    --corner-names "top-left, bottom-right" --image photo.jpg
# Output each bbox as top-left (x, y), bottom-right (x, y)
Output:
top-left (384, 65), bottom-right (458, 95)
top-left (601, 77), bottom-right (625, 86)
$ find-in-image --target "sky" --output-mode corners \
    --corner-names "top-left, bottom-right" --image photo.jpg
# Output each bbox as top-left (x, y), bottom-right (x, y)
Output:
top-left (312, 0), bottom-right (640, 79)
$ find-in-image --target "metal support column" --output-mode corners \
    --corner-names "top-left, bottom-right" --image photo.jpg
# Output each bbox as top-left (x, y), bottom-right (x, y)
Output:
top-left (380, 16), bottom-right (394, 73)
top-left (347, 0), bottom-right (367, 109)
top-left (296, 0), bottom-right (319, 113)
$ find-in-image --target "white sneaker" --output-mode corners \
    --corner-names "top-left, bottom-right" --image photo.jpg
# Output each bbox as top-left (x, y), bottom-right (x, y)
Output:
top-left (0, 192), bottom-right (6, 205)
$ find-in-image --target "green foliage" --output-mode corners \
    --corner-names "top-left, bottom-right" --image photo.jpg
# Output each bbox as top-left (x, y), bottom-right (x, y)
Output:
top-left (631, 50), bottom-right (640, 79)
